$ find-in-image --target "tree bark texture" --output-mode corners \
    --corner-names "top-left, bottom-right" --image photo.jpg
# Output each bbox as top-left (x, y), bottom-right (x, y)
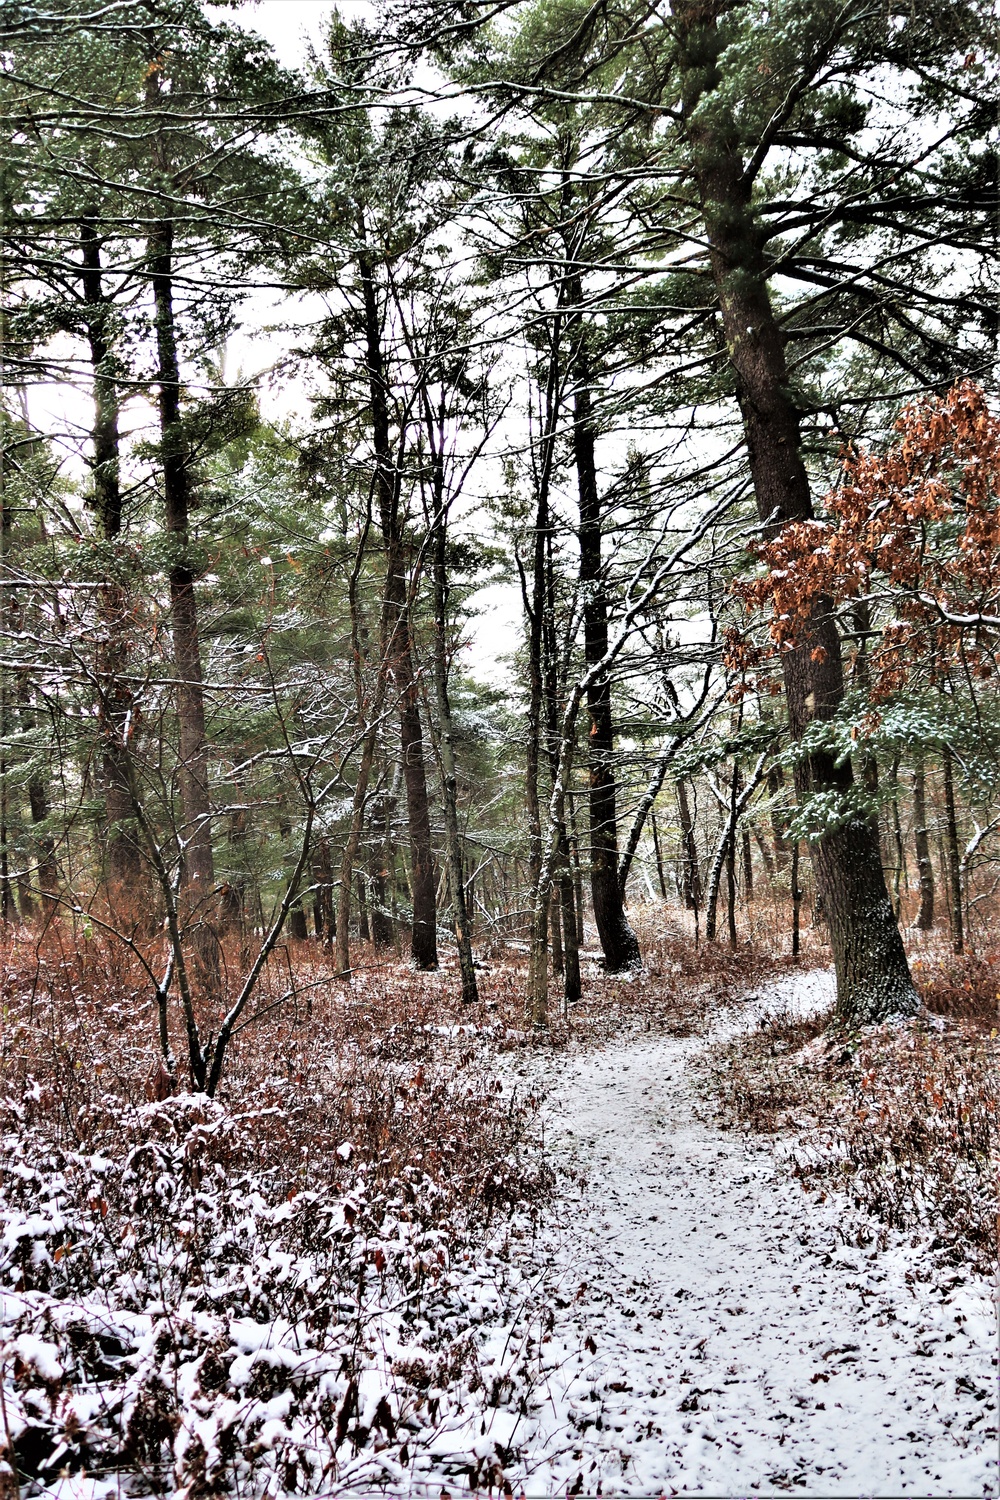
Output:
top-left (726, 764), bottom-right (739, 946)
top-left (522, 334), bottom-right (563, 1026)
top-left (677, 780), bottom-right (702, 911)
top-left (368, 777), bottom-right (396, 950)
top-left (560, 829), bottom-right (582, 1004)
top-left (550, 885), bottom-right (564, 974)
top-left (573, 375), bottom-right (640, 973)
top-left (704, 821), bottom-right (729, 944)
top-left (942, 744), bottom-right (964, 954)
top-left (651, 808), bottom-right (669, 900)
top-left (82, 220), bottom-right (142, 888)
top-left (791, 840), bottom-right (802, 960)
top-left (18, 683), bottom-right (58, 906)
top-left (360, 244), bottom-right (437, 969)
top-left (913, 760), bottom-right (935, 930)
top-left (430, 492), bottom-right (479, 1004)
top-left (674, 0), bottom-right (916, 1021)
top-left (149, 217), bottom-right (218, 990)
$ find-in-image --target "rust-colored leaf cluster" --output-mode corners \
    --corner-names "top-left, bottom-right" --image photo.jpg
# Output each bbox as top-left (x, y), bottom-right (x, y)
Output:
top-left (733, 382), bottom-right (1000, 698)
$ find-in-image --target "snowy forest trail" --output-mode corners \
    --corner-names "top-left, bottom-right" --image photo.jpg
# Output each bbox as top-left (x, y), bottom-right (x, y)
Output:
top-left (489, 969), bottom-right (996, 1496)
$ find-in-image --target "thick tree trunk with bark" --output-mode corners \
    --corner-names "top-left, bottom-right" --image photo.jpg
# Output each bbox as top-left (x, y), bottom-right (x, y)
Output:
top-left (573, 375), bottom-right (640, 973)
top-left (523, 329), bottom-right (564, 1026)
top-left (674, 0), bottom-right (916, 1022)
top-left (550, 886), bottom-right (564, 973)
top-left (791, 840), bottom-right (802, 959)
top-left (704, 824), bottom-right (728, 942)
top-left (726, 764), bottom-right (739, 945)
top-left (81, 220), bottom-right (142, 888)
top-left (913, 760), bottom-right (935, 930)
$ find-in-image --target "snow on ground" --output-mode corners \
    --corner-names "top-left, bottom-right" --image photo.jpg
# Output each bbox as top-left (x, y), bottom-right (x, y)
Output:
top-left (473, 967), bottom-right (998, 1496)
top-left (11, 968), bottom-right (997, 1498)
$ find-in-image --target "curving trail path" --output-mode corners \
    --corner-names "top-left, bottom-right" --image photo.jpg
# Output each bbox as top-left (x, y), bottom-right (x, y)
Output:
top-left (483, 969), bottom-right (997, 1496)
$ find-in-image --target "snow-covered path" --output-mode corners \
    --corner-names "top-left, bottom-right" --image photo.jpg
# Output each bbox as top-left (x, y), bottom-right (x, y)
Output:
top-left (486, 970), bottom-right (997, 1496)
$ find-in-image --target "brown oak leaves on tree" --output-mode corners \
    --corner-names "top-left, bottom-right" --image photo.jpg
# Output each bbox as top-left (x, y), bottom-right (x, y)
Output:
top-left (732, 382), bottom-right (1000, 701)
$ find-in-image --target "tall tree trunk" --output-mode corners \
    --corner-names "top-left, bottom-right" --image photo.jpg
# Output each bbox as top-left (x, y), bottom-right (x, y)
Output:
top-left (313, 836), bottom-right (335, 945)
top-left (942, 744), bottom-right (964, 954)
top-left (791, 840), bottom-right (802, 960)
top-left (677, 779), bottom-right (702, 910)
top-left (550, 885), bottom-right (564, 974)
top-left (369, 768), bottom-right (396, 950)
top-left (359, 242), bottom-right (437, 969)
top-left (569, 795), bottom-right (585, 946)
top-left (0, 774), bottom-right (11, 922)
top-left (560, 828), bottom-right (582, 1003)
top-left (650, 808), bottom-right (668, 900)
top-left (0, 479), bottom-right (10, 923)
top-left (890, 755), bottom-right (906, 919)
top-left (766, 763), bottom-right (790, 870)
top-left (398, 682), bottom-right (436, 967)
top-left (741, 825), bottom-right (753, 900)
top-left (522, 324), bottom-right (563, 1027)
top-left (572, 369), bottom-right (640, 973)
top-left (733, 758), bottom-right (753, 900)
top-left (913, 759), bottom-right (935, 930)
top-left (726, 763), bottom-right (739, 946)
top-left (428, 476), bottom-right (478, 1003)
top-left (704, 822), bottom-right (728, 944)
top-left (81, 220), bottom-right (142, 889)
top-left (148, 215), bottom-right (218, 993)
top-left (674, 2), bottom-right (916, 1021)
top-left (21, 706), bottom-right (58, 907)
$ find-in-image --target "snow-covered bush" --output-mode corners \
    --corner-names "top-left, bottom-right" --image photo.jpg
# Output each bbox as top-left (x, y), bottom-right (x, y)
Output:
top-left (0, 947), bottom-right (551, 1496)
top-left (710, 998), bottom-right (999, 1273)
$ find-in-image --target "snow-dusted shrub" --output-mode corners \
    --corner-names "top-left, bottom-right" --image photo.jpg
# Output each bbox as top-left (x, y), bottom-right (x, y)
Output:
top-left (711, 1000), bottom-right (999, 1273)
top-left (805, 1023), bottom-right (999, 1267)
top-left (913, 948), bottom-right (1000, 1026)
top-left (0, 949), bottom-right (551, 1496)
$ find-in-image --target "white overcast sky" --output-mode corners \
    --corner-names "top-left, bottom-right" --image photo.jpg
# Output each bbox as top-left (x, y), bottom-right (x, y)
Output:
top-left (214, 0), bottom-right (365, 66)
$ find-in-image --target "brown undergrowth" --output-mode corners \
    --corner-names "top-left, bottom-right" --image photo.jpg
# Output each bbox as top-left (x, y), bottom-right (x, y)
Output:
top-left (0, 902), bottom-right (870, 1494)
top-left (912, 947), bottom-right (1000, 1028)
top-left (0, 923), bottom-right (557, 1496)
top-left (709, 950), bottom-right (1000, 1275)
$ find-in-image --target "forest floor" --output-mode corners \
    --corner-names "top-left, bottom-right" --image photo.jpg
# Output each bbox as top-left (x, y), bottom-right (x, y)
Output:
top-left (2, 928), bottom-right (998, 1498)
top-left (478, 967), bottom-right (997, 1496)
